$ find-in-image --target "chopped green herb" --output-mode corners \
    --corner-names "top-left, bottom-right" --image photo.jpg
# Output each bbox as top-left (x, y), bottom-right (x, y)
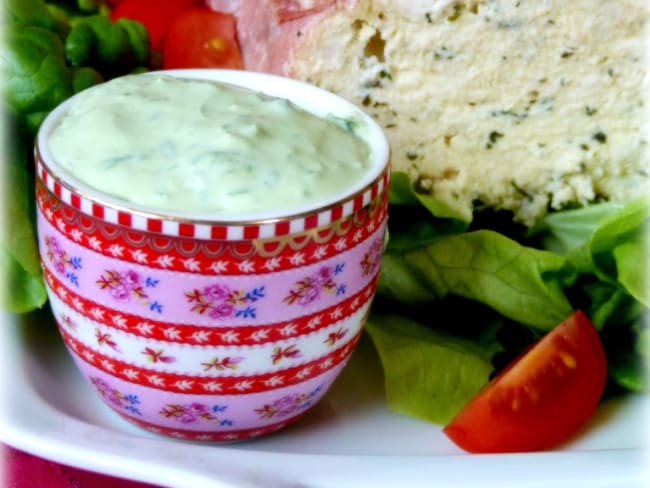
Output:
top-left (447, 3), bottom-right (465, 22)
top-left (510, 180), bottom-right (532, 199)
top-left (327, 115), bottom-right (359, 134)
top-left (592, 131), bottom-right (607, 143)
top-left (102, 155), bottom-right (133, 169)
top-left (486, 130), bottom-right (504, 149)
top-left (491, 109), bottom-right (528, 121)
top-left (434, 46), bottom-right (455, 61)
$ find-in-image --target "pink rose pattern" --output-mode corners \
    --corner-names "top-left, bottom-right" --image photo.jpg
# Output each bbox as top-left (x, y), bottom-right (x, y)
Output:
top-left (44, 235), bottom-right (82, 286)
top-left (254, 383), bottom-right (325, 419)
top-left (283, 262), bottom-right (346, 306)
top-left (159, 402), bottom-right (233, 426)
top-left (46, 211), bottom-right (384, 435)
top-left (49, 232), bottom-right (379, 323)
top-left (186, 284), bottom-right (265, 319)
top-left (90, 376), bottom-right (326, 427)
top-left (96, 269), bottom-right (163, 313)
top-left (90, 376), bottom-right (141, 416)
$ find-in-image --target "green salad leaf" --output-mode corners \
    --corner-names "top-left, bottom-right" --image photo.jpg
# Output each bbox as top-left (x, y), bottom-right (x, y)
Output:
top-left (5, 0), bottom-right (67, 34)
top-left (1, 142), bottom-right (47, 313)
top-left (389, 172), bottom-right (469, 222)
top-left (1, 0), bottom-right (151, 315)
top-left (540, 196), bottom-right (649, 304)
top-left (365, 312), bottom-right (500, 424)
top-left (384, 173), bottom-right (469, 252)
top-left (378, 230), bottom-right (575, 330)
top-left (3, 24), bottom-right (75, 134)
top-left (369, 177), bottom-right (649, 423)
top-left (590, 197), bottom-right (650, 306)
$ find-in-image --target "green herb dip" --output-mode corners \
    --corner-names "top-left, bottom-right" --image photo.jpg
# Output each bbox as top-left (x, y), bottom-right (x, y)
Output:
top-left (48, 74), bottom-right (372, 216)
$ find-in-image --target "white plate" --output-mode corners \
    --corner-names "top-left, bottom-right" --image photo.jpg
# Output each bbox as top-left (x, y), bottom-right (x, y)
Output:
top-left (1, 310), bottom-right (648, 488)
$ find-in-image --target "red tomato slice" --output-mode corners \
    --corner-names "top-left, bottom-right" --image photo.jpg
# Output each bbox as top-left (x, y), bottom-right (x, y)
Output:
top-left (162, 8), bottom-right (243, 70)
top-left (110, 0), bottom-right (202, 52)
top-left (443, 310), bottom-right (607, 453)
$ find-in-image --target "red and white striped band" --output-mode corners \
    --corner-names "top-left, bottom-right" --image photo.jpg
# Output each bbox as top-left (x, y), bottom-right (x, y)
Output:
top-left (59, 325), bottom-right (362, 395)
top-left (36, 153), bottom-right (390, 240)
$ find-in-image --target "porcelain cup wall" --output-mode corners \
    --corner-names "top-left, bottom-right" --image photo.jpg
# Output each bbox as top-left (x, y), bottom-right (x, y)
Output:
top-left (35, 69), bottom-right (390, 442)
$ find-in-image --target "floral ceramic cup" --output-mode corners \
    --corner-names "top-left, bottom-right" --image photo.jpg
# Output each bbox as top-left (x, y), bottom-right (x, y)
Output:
top-left (35, 70), bottom-right (390, 442)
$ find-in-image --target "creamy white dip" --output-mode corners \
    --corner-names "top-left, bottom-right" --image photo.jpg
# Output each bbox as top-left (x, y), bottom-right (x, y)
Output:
top-left (48, 74), bottom-right (372, 215)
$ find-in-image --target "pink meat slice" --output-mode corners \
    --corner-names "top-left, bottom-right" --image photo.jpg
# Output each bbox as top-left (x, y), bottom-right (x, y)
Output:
top-left (207, 0), bottom-right (347, 73)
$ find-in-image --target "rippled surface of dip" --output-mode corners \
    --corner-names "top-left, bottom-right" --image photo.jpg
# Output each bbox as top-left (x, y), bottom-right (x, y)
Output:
top-left (48, 74), bottom-right (372, 215)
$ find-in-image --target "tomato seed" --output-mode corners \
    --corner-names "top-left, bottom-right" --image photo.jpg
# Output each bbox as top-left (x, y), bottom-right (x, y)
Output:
top-left (559, 351), bottom-right (577, 369)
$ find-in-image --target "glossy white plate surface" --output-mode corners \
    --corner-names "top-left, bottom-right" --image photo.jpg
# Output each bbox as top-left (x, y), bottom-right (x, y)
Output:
top-left (1, 310), bottom-right (648, 488)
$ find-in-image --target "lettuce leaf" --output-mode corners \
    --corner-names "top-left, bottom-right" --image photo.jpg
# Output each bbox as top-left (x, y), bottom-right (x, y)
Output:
top-left (539, 197), bottom-right (649, 391)
top-left (1, 136), bottom-right (47, 313)
top-left (370, 177), bottom-right (649, 422)
top-left (384, 172), bottom-right (468, 252)
top-left (365, 312), bottom-right (500, 424)
top-left (378, 230), bottom-right (575, 330)
top-left (540, 196), bottom-right (649, 305)
top-left (589, 197), bottom-right (650, 306)
top-left (388, 172), bottom-right (469, 222)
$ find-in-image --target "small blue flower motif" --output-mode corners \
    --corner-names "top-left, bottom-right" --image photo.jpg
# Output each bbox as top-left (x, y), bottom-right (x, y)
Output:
top-left (310, 383), bottom-right (325, 398)
top-left (336, 284), bottom-right (347, 295)
top-left (90, 376), bottom-right (142, 417)
top-left (212, 405), bottom-right (228, 413)
top-left (145, 277), bottom-right (160, 288)
top-left (219, 419), bottom-right (234, 427)
top-left (125, 405), bottom-right (142, 416)
top-left (149, 301), bottom-right (164, 313)
top-left (334, 263), bottom-right (345, 275)
top-left (245, 286), bottom-right (265, 302)
top-left (70, 256), bottom-right (82, 270)
top-left (235, 306), bottom-right (257, 319)
top-left (123, 394), bottom-right (140, 405)
top-left (66, 272), bottom-right (80, 287)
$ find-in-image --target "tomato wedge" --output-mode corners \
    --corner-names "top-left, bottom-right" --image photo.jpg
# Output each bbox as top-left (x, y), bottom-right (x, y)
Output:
top-left (110, 0), bottom-right (202, 52)
top-left (443, 310), bottom-right (607, 453)
top-left (162, 8), bottom-right (243, 70)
